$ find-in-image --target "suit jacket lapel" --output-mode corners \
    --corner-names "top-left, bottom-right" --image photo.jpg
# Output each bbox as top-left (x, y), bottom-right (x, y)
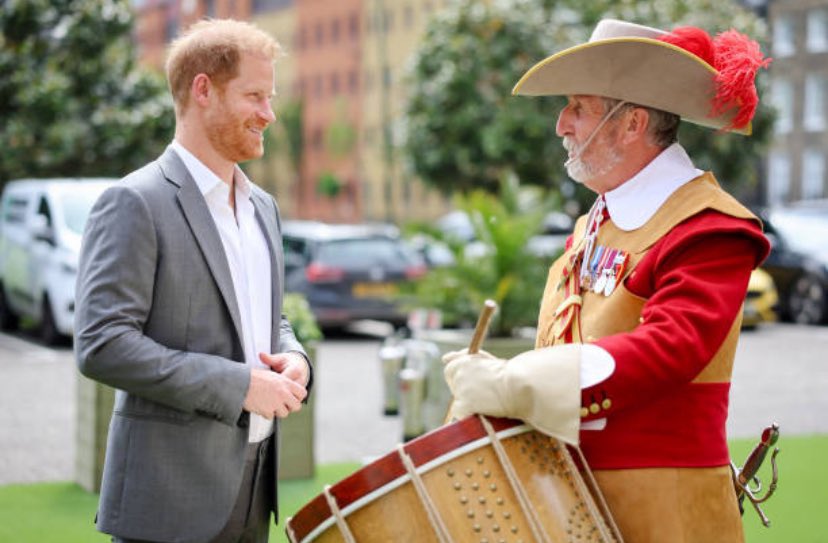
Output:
top-left (159, 149), bottom-right (246, 354)
top-left (250, 191), bottom-right (282, 353)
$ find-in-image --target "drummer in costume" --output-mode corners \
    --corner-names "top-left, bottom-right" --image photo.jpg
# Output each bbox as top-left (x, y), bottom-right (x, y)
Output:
top-left (443, 19), bottom-right (771, 543)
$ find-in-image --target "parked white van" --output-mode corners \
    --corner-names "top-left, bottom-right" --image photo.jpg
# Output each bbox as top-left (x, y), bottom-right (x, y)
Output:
top-left (0, 178), bottom-right (117, 343)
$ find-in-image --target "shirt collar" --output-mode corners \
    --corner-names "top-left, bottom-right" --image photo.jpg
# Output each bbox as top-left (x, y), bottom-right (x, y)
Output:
top-left (170, 140), bottom-right (252, 202)
top-left (603, 143), bottom-right (702, 231)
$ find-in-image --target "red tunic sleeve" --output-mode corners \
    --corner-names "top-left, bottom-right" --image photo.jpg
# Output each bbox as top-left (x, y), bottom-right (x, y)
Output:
top-left (586, 210), bottom-right (769, 416)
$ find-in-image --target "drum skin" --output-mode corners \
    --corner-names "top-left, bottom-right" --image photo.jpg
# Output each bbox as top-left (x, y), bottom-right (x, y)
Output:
top-left (286, 416), bottom-right (620, 543)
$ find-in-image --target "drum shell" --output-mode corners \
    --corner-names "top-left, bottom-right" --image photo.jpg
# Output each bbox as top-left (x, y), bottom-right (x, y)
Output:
top-left (286, 415), bottom-right (620, 543)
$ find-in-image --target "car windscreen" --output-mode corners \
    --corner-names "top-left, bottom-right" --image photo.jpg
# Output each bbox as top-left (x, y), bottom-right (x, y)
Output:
top-left (316, 238), bottom-right (419, 268)
top-left (55, 184), bottom-right (113, 235)
top-left (771, 209), bottom-right (828, 260)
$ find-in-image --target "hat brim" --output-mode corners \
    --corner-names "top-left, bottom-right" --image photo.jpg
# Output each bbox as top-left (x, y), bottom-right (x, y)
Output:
top-left (512, 37), bottom-right (750, 135)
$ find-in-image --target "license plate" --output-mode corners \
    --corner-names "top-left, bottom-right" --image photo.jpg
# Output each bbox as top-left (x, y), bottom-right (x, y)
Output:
top-left (352, 282), bottom-right (397, 298)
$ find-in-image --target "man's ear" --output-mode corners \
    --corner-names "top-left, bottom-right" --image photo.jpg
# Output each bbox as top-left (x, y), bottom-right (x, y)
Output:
top-left (621, 107), bottom-right (650, 144)
top-left (191, 73), bottom-right (212, 107)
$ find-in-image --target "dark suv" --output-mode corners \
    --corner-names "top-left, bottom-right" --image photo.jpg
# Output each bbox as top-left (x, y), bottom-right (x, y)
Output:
top-left (759, 200), bottom-right (828, 325)
top-left (282, 221), bottom-right (426, 329)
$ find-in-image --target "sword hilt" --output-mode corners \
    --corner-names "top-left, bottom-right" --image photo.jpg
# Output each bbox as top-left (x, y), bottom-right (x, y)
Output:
top-left (732, 423), bottom-right (781, 527)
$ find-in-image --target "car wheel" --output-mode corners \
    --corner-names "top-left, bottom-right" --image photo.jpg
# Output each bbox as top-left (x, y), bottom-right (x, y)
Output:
top-left (40, 296), bottom-right (61, 345)
top-left (0, 284), bottom-right (19, 331)
top-left (787, 274), bottom-right (827, 325)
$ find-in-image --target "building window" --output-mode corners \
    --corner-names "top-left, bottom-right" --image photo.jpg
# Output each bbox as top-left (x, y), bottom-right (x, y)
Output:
top-left (807, 8), bottom-right (828, 52)
top-left (768, 151), bottom-right (791, 204)
top-left (804, 73), bottom-right (826, 131)
top-left (252, 0), bottom-right (292, 13)
top-left (165, 15), bottom-right (179, 42)
top-left (404, 5), bottom-right (415, 29)
top-left (315, 75), bottom-right (324, 98)
top-left (364, 70), bottom-right (374, 92)
top-left (349, 12), bottom-right (359, 39)
top-left (331, 18), bottom-right (341, 43)
top-left (312, 127), bottom-right (324, 150)
top-left (330, 72), bottom-right (340, 96)
top-left (315, 21), bottom-right (324, 47)
top-left (348, 70), bottom-right (359, 94)
top-left (802, 148), bottom-right (826, 199)
top-left (772, 78), bottom-right (794, 134)
top-left (773, 14), bottom-right (796, 57)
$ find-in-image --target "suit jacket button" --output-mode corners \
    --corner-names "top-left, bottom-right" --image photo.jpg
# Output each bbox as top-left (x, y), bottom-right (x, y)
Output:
top-left (237, 412), bottom-right (250, 428)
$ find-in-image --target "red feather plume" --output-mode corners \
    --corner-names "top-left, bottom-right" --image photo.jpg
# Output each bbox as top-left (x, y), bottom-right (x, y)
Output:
top-left (712, 29), bottom-right (772, 130)
top-left (659, 26), bottom-right (772, 131)
top-left (658, 26), bottom-right (716, 67)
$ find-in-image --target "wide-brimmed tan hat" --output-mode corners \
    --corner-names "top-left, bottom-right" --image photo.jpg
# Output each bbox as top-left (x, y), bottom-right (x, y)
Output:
top-left (512, 19), bottom-right (770, 135)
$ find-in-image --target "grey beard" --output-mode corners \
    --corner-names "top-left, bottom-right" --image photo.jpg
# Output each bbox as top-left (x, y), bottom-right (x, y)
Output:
top-left (564, 145), bottom-right (623, 185)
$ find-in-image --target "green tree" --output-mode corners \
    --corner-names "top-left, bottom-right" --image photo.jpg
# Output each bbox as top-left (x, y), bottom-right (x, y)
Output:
top-left (403, 0), bottom-right (568, 196)
top-left (260, 97), bottom-right (303, 190)
top-left (404, 0), bottom-right (773, 200)
top-left (0, 0), bottom-right (173, 184)
top-left (324, 98), bottom-right (357, 158)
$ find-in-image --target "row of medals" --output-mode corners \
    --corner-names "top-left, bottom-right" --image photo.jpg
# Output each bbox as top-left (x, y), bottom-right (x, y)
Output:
top-left (577, 197), bottom-right (628, 298)
top-left (580, 245), bottom-right (629, 297)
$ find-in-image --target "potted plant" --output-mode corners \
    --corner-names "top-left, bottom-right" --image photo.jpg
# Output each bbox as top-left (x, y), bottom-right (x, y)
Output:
top-left (283, 292), bottom-right (323, 346)
top-left (406, 175), bottom-right (559, 346)
top-left (280, 292), bottom-right (323, 480)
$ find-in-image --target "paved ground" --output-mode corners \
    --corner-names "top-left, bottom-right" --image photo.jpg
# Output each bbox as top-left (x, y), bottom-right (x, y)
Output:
top-left (1, 322), bottom-right (826, 485)
top-left (728, 323), bottom-right (828, 438)
top-left (0, 332), bottom-right (75, 485)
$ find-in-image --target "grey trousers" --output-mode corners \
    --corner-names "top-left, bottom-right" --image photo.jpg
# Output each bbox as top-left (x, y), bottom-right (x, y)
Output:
top-left (113, 435), bottom-right (274, 543)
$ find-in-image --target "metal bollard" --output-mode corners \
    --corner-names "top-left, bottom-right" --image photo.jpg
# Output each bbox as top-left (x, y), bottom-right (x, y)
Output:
top-left (378, 343), bottom-right (406, 415)
top-left (398, 367), bottom-right (426, 441)
top-left (403, 340), bottom-right (445, 433)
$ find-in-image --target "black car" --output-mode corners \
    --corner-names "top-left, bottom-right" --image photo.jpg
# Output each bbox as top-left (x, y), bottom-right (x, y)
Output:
top-left (282, 221), bottom-right (427, 329)
top-left (759, 200), bottom-right (828, 325)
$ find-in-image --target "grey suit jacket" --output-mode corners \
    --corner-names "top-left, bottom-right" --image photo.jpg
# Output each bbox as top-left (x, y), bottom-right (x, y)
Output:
top-left (75, 147), bottom-right (310, 542)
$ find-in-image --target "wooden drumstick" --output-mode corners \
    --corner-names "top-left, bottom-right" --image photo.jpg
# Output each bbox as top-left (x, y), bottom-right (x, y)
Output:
top-left (444, 299), bottom-right (498, 424)
top-left (468, 299), bottom-right (497, 354)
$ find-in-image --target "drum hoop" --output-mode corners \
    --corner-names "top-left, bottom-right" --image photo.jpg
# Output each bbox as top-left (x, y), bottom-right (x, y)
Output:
top-left (297, 423), bottom-right (532, 543)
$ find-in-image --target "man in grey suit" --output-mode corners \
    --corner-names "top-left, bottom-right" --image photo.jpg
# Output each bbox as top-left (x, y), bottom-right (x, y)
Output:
top-left (75, 19), bottom-right (310, 543)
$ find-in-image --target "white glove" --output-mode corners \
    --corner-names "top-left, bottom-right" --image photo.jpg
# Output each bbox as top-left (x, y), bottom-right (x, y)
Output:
top-left (442, 347), bottom-right (496, 366)
top-left (443, 345), bottom-right (582, 445)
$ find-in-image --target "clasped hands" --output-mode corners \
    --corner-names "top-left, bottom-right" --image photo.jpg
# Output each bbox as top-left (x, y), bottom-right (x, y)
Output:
top-left (244, 352), bottom-right (309, 419)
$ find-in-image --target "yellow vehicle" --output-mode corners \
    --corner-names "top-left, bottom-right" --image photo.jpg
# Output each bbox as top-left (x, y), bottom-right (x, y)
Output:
top-left (742, 267), bottom-right (778, 329)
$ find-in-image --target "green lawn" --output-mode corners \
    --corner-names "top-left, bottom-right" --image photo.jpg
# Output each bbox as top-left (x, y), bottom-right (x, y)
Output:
top-left (0, 436), bottom-right (823, 542)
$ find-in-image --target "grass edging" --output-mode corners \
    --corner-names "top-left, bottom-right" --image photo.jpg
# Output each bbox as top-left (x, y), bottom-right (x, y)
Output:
top-left (0, 436), bottom-right (823, 542)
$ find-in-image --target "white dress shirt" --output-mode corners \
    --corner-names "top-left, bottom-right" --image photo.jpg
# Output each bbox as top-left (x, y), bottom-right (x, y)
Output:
top-left (171, 141), bottom-right (274, 443)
